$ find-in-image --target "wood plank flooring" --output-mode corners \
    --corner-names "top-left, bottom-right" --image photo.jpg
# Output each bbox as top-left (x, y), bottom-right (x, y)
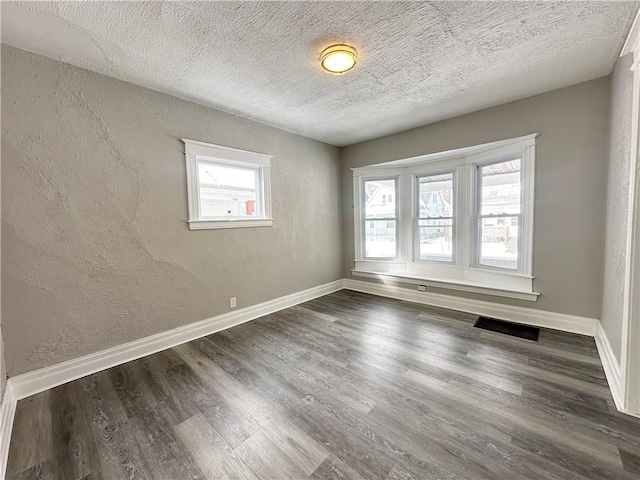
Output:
top-left (6, 290), bottom-right (640, 479)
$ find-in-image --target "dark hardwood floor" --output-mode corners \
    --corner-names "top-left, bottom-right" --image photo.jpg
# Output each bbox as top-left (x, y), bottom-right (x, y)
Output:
top-left (6, 290), bottom-right (640, 479)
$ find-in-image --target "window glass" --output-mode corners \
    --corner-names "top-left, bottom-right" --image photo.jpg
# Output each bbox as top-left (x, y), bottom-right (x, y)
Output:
top-left (198, 161), bottom-right (260, 218)
top-left (479, 160), bottom-right (521, 216)
top-left (364, 179), bottom-right (396, 219)
top-left (418, 173), bottom-right (453, 262)
top-left (479, 217), bottom-right (519, 269)
top-left (364, 179), bottom-right (396, 258)
top-left (365, 220), bottom-right (396, 258)
top-left (478, 159), bottom-right (521, 269)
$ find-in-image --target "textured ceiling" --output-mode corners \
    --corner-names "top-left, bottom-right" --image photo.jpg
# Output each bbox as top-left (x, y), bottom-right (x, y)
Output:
top-left (2, 1), bottom-right (638, 146)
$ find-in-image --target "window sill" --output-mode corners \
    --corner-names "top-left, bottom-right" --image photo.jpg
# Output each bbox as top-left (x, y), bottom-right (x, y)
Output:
top-left (351, 268), bottom-right (539, 301)
top-left (188, 218), bottom-right (273, 230)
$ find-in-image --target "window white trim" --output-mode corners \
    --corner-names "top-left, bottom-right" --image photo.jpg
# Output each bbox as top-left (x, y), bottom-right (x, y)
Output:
top-left (183, 139), bottom-right (272, 166)
top-left (188, 219), bottom-right (273, 230)
top-left (182, 139), bottom-right (273, 230)
top-left (353, 133), bottom-right (538, 174)
top-left (352, 133), bottom-right (539, 299)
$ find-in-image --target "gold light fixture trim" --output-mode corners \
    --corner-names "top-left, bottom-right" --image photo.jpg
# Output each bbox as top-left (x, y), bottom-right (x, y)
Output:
top-left (320, 44), bottom-right (358, 75)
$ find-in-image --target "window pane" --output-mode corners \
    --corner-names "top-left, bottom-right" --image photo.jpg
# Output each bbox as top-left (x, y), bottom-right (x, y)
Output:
top-left (480, 159), bottom-right (521, 216)
top-left (419, 173), bottom-right (453, 218)
top-left (364, 179), bottom-right (395, 219)
top-left (479, 216), bottom-right (518, 269)
top-left (365, 220), bottom-right (396, 258)
top-left (198, 162), bottom-right (260, 217)
top-left (418, 219), bottom-right (453, 262)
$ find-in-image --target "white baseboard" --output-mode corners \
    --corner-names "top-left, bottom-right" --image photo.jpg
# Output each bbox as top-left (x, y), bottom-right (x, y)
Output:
top-left (595, 322), bottom-right (624, 411)
top-left (8, 279), bottom-right (344, 401)
top-left (1, 276), bottom-right (633, 478)
top-left (343, 279), bottom-right (598, 336)
top-left (0, 383), bottom-right (17, 480)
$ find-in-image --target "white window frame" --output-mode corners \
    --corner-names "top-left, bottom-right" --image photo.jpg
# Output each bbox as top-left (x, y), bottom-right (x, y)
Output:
top-left (352, 133), bottom-right (539, 301)
top-left (183, 139), bottom-right (273, 230)
top-left (357, 176), bottom-right (399, 260)
top-left (415, 170), bottom-right (457, 265)
top-left (473, 154), bottom-right (525, 273)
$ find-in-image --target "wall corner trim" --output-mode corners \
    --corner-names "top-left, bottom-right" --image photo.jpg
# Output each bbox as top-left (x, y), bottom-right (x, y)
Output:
top-left (7, 279), bottom-right (345, 401)
top-left (594, 325), bottom-right (639, 418)
top-left (618, 4), bottom-right (640, 419)
top-left (0, 383), bottom-right (17, 480)
top-left (595, 322), bottom-right (623, 411)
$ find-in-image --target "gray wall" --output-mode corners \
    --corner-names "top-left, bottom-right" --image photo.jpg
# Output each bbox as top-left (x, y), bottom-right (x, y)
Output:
top-left (1, 46), bottom-right (343, 376)
top-left (601, 54), bottom-right (635, 364)
top-left (341, 78), bottom-right (611, 319)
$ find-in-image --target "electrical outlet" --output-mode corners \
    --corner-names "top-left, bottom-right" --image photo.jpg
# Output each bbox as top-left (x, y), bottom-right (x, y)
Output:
top-left (418, 285), bottom-right (427, 292)
top-left (230, 297), bottom-right (237, 308)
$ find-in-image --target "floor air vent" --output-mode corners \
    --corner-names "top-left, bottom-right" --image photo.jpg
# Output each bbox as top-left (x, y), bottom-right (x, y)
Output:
top-left (474, 317), bottom-right (540, 341)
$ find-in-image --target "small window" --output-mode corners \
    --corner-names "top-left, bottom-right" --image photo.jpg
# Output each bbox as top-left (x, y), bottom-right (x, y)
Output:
top-left (183, 139), bottom-right (273, 230)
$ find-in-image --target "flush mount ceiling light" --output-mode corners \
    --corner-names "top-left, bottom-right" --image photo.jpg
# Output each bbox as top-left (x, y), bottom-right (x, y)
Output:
top-left (320, 44), bottom-right (358, 75)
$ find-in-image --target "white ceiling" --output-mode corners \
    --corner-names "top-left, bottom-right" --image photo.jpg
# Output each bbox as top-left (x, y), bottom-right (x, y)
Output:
top-left (2, 1), bottom-right (638, 146)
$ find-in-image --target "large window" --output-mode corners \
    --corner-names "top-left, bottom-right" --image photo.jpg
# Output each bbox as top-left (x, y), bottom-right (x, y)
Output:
top-left (352, 134), bottom-right (538, 300)
top-left (183, 139), bottom-right (273, 230)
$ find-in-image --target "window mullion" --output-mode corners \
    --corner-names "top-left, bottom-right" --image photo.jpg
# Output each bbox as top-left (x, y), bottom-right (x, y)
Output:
top-left (520, 144), bottom-right (536, 275)
top-left (354, 177), bottom-right (364, 260)
top-left (399, 173), bottom-right (413, 262)
top-left (457, 164), bottom-right (472, 268)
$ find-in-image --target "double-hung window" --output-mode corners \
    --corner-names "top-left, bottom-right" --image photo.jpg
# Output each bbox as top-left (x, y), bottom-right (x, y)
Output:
top-left (363, 178), bottom-right (398, 259)
top-left (352, 134), bottom-right (538, 300)
top-left (475, 158), bottom-right (522, 270)
top-left (417, 172), bottom-right (455, 263)
top-left (183, 139), bottom-right (273, 230)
